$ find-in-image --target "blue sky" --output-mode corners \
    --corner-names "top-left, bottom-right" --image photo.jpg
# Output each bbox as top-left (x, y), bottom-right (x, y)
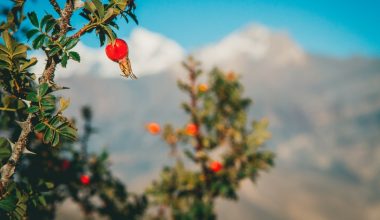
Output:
top-left (10, 0), bottom-right (380, 57)
top-left (133, 0), bottom-right (380, 57)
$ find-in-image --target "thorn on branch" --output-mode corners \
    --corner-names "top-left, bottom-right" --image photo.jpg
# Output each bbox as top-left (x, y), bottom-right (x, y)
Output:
top-left (0, 114), bottom-right (33, 197)
top-left (15, 120), bottom-right (28, 129)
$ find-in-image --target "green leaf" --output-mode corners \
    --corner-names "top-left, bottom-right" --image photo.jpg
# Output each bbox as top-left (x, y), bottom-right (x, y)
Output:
top-left (38, 196), bottom-right (47, 207)
top-left (20, 57), bottom-right (38, 72)
top-left (93, 0), bottom-right (105, 18)
top-left (27, 106), bottom-right (39, 113)
top-left (38, 83), bottom-right (49, 96)
top-left (52, 131), bottom-right (60, 147)
top-left (2, 31), bottom-right (13, 50)
top-left (48, 46), bottom-right (61, 56)
top-left (0, 60), bottom-right (10, 70)
top-left (102, 25), bottom-right (116, 42)
top-left (32, 34), bottom-right (46, 49)
top-left (12, 45), bottom-right (28, 58)
top-left (37, 117), bottom-right (77, 146)
top-left (103, 8), bottom-right (115, 22)
top-left (126, 10), bottom-right (139, 25)
top-left (49, 116), bottom-right (61, 127)
top-left (60, 126), bottom-right (77, 141)
top-left (45, 19), bottom-right (56, 33)
top-left (45, 182), bottom-right (54, 189)
top-left (26, 92), bottom-right (38, 102)
top-left (0, 194), bottom-right (16, 212)
top-left (27, 12), bottom-right (39, 27)
top-left (34, 122), bottom-right (47, 132)
top-left (84, 1), bottom-right (97, 15)
top-left (40, 97), bottom-right (56, 113)
top-left (43, 128), bottom-right (53, 144)
top-left (0, 44), bottom-right (10, 55)
top-left (98, 31), bottom-right (105, 46)
top-left (26, 29), bottom-right (39, 40)
top-left (64, 38), bottom-right (79, 50)
top-left (40, 14), bottom-right (53, 29)
top-left (61, 53), bottom-right (68, 68)
top-left (68, 51), bottom-right (80, 62)
top-left (0, 54), bottom-right (13, 66)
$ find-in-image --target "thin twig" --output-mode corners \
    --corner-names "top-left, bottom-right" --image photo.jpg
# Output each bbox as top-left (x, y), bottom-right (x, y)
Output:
top-left (184, 59), bottom-right (211, 180)
top-left (0, 107), bottom-right (17, 112)
top-left (185, 59), bottom-right (203, 152)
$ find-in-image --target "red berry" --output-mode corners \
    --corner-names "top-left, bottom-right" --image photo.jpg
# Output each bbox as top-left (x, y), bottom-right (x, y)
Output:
top-left (80, 175), bottom-right (90, 185)
top-left (186, 123), bottom-right (198, 136)
top-left (146, 122), bottom-right (161, 135)
top-left (209, 161), bottom-right (223, 173)
top-left (35, 132), bottom-right (43, 141)
top-left (105, 39), bottom-right (129, 62)
top-left (61, 159), bottom-right (70, 171)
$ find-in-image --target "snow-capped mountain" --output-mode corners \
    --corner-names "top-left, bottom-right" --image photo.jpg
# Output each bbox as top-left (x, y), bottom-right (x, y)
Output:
top-left (196, 24), bottom-right (307, 70)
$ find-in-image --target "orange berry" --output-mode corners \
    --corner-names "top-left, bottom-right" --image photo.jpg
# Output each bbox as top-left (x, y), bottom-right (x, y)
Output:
top-left (226, 71), bottom-right (236, 81)
top-left (209, 161), bottom-right (223, 173)
top-left (198, 83), bottom-right (208, 93)
top-left (186, 123), bottom-right (198, 136)
top-left (80, 175), bottom-right (90, 185)
top-left (146, 122), bottom-right (161, 135)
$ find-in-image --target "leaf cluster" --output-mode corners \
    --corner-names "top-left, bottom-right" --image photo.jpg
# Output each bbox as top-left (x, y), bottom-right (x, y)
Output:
top-left (0, 1), bottom-right (140, 218)
top-left (27, 12), bottom-right (80, 68)
top-left (79, 0), bottom-right (138, 45)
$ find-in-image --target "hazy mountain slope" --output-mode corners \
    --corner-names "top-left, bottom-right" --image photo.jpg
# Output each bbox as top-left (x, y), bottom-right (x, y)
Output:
top-left (54, 25), bottom-right (380, 219)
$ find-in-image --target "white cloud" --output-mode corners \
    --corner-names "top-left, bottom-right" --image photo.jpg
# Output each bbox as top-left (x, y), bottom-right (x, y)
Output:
top-left (128, 28), bottom-right (185, 75)
top-left (31, 24), bottom-right (309, 79)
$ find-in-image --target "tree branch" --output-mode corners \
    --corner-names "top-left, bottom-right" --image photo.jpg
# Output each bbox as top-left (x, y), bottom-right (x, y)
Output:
top-left (59, 1), bottom-right (74, 36)
top-left (69, 23), bottom-right (93, 39)
top-left (183, 59), bottom-right (211, 180)
top-left (69, 14), bottom-right (118, 40)
top-left (185, 59), bottom-right (203, 152)
top-left (40, 1), bottom-right (74, 85)
top-left (49, 0), bottom-right (62, 16)
top-left (0, 1), bottom-right (76, 197)
top-left (0, 114), bottom-right (32, 197)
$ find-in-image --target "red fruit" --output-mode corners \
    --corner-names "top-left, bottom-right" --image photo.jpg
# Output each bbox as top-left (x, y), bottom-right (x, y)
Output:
top-left (146, 122), bottom-right (161, 135)
top-left (61, 159), bottom-right (70, 171)
top-left (105, 39), bottom-right (137, 79)
top-left (186, 123), bottom-right (198, 136)
top-left (209, 161), bottom-right (223, 173)
top-left (105, 39), bottom-right (128, 62)
top-left (80, 175), bottom-right (90, 185)
top-left (35, 132), bottom-right (43, 141)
